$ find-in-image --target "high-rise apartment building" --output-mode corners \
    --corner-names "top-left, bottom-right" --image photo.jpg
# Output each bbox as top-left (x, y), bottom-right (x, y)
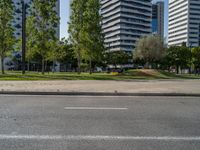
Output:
top-left (12, 0), bottom-right (60, 40)
top-left (101, 0), bottom-right (152, 52)
top-left (152, 1), bottom-right (164, 39)
top-left (168, 0), bottom-right (200, 47)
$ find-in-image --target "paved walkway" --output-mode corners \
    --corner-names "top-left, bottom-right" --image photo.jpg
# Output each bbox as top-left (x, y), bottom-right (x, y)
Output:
top-left (0, 80), bottom-right (199, 94)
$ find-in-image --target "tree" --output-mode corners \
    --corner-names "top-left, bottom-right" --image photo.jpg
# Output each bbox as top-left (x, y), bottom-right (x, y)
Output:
top-left (166, 46), bottom-right (191, 74)
top-left (46, 41), bottom-right (61, 72)
top-left (105, 51), bottom-right (131, 68)
top-left (192, 47), bottom-right (200, 74)
top-left (25, 16), bottom-right (38, 71)
top-left (68, 0), bottom-right (87, 74)
top-left (46, 39), bottom-right (74, 72)
top-left (133, 35), bottom-right (165, 68)
top-left (15, 16), bottom-right (38, 71)
top-left (58, 38), bottom-right (76, 71)
top-left (81, 0), bottom-right (104, 74)
top-left (0, 0), bottom-right (15, 74)
top-left (29, 0), bottom-right (59, 74)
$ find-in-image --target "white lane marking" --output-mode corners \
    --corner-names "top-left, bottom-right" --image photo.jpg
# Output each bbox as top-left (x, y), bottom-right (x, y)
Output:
top-left (64, 107), bottom-right (128, 110)
top-left (0, 135), bottom-right (199, 141)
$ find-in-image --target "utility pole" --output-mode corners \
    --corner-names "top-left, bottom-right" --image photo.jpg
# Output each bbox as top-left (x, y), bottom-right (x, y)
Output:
top-left (22, 0), bottom-right (26, 74)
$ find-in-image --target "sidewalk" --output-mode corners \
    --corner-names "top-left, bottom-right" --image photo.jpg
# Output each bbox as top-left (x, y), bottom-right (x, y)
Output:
top-left (0, 80), bottom-right (200, 96)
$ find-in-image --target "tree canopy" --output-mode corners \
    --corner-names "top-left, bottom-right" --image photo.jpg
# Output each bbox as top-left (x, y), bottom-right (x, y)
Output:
top-left (0, 0), bottom-right (15, 74)
top-left (165, 46), bottom-right (191, 74)
top-left (68, 0), bottom-right (87, 74)
top-left (133, 35), bottom-right (165, 68)
top-left (192, 47), bottom-right (200, 69)
top-left (69, 0), bottom-right (104, 74)
top-left (81, 0), bottom-right (104, 73)
top-left (28, 0), bottom-right (59, 74)
top-left (105, 51), bottom-right (131, 68)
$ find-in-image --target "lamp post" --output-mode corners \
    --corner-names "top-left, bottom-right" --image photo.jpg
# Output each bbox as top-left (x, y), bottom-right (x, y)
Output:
top-left (22, 0), bottom-right (26, 74)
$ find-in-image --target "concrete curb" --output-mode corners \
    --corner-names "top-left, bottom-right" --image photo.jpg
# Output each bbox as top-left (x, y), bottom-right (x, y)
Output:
top-left (0, 91), bottom-right (200, 97)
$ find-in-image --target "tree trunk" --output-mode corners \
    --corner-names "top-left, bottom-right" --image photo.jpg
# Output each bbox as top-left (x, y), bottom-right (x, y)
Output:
top-left (0, 57), bottom-right (5, 74)
top-left (176, 65), bottom-right (179, 74)
top-left (42, 58), bottom-right (45, 75)
top-left (52, 60), bottom-right (55, 73)
top-left (168, 66), bottom-right (170, 72)
top-left (77, 52), bottom-right (81, 74)
top-left (195, 67), bottom-right (197, 76)
top-left (145, 62), bottom-right (149, 69)
top-left (27, 60), bottom-right (30, 72)
top-left (89, 58), bottom-right (92, 74)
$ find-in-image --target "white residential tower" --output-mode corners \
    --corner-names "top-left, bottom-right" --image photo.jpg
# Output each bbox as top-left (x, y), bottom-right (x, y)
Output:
top-left (101, 0), bottom-right (152, 52)
top-left (168, 0), bottom-right (200, 47)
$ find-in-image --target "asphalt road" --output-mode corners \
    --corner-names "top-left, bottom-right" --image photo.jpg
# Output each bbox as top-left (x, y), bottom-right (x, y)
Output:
top-left (0, 95), bottom-right (200, 150)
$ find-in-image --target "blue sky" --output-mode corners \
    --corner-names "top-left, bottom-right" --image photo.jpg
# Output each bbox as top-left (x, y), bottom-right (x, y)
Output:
top-left (60, 0), bottom-right (70, 39)
top-left (60, 0), bottom-right (168, 39)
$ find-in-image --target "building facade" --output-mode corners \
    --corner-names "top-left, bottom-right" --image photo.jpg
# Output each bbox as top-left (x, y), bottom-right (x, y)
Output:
top-left (12, 0), bottom-right (60, 40)
top-left (152, 1), bottom-right (164, 39)
top-left (168, 0), bottom-right (200, 47)
top-left (101, 0), bottom-right (152, 52)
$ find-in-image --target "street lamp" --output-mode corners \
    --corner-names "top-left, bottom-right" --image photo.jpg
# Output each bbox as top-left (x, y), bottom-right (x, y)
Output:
top-left (21, 0), bottom-right (26, 74)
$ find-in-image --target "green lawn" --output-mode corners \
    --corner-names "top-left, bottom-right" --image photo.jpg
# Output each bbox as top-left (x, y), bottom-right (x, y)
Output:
top-left (0, 69), bottom-right (200, 81)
